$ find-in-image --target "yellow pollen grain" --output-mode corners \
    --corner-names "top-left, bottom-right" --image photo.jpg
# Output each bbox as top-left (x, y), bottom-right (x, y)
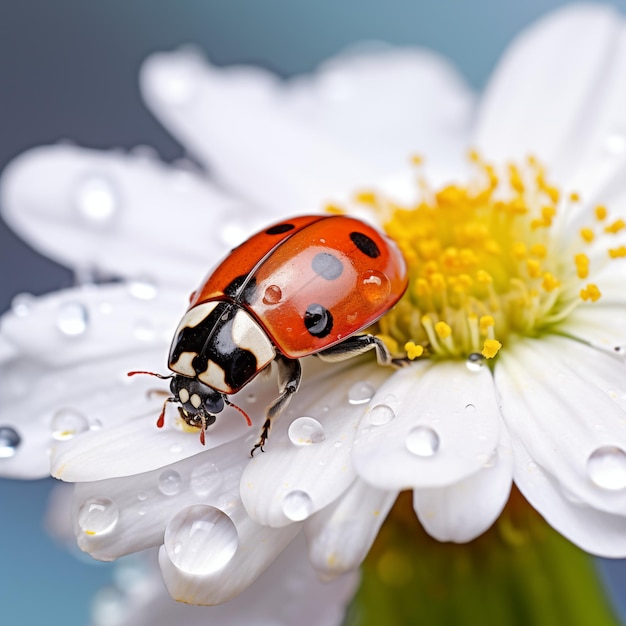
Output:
top-left (435, 321), bottom-right (452, 339)
top-left (512, 242), bottom-right (527, 259)
top-left (482, 339), bottom-right (502, 359)
top-left (530, 243), bottom-right (547, 258)
top-left (580, 284), bottom-right (602, 302)
top-left (579, 227), bottom-right (595, 243)
top-left (574, 253), bottom-right (589, 279)
top-left (605, 219), bottom-right (625, 234)
top-left (354, 190), bottom-right (378, 206)
top-left (526, 259), bottom-right (542, 278)
top-left (85, 530), bottom-right (96, 536)
top-left (404, 341), bottom-right (424, 360)
top-left (609, 246), bottom-right (626, 258)
top-left (410, 154), bottom-right (424, 165)
top-left (476, 269), bottom-right (493, 284)
top-left (541, 272), bottom-right (560, 292)
top-left (324, 203), bottom-right (345, 215)
top-left (595, 205), bottom-right (607, 221)
top-left (569, 192), bottom-right (581, 202)
top-left (479, 315), bottom-right (495, 334)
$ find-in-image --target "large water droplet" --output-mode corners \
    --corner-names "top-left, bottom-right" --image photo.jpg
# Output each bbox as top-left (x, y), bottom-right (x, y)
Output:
top-left (587, 446), bottom-right (626, 490)
top-left (50, 408), bottom-right (89, 440)
top-left (57, 301), bottom-right (89, 336)
top-left (466, 353), bottom-right (486, 372)
top-left (164, 505), bottom-right (238, 575)
top-left (406, 426), bottom-right (440, 457)
top-left (0, 426), bottom-right (21, 458)
top-left (360, 269), bottom-right (391, 304)
top-left (190, 462), bottom-right (222, 496)
top-left (127, 278), bottom-right (158, 300)
top-left (288, 417), bottom-right (326, 446)
top-left (368, 404), bottom-right (395, 426)
top-left (348, 381), bottom-right (375, 405)
top-left (158, 469), bottom-right (182, 496)
top-left (282, 490), bottom-right (314, 521)
top-left (11, 293), bottom-right (35, 317)
top-left (262, 285), bottom-right (282, 305)
top-left (78, 498), bottom-right (119, 535)
top-left (75, 176), bottom-right (118, 225)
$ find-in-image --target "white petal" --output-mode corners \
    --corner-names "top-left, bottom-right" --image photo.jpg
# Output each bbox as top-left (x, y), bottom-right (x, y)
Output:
top-left (413, 440), bottom-right (513, 543)
top-left (158, 503), bottom-right (302, 605)
top-left (141, 49), bottom-right (383, 213)
top-left (475, 4), bottom-right (622, 183)
top-left (111, 536), bottom-right (357, 625)
top-left (496, 336), bottom-right (626, 516)
top-left (0, 145), bottom-right (248, 287)
top-left (559, 305), bottom-right (626, 355)
top-left (305, 478), bottom-right (397, 580)
top-left (513, 439), bottom-right (626, 557)
top-left (353, 360), bottom-right (501, 489)
top-left (241, 359), bottom-right (389, 527)
top-left (72, 438), bottom-right (247, 559)
top-left (286, 45), bottom-right (475, 181)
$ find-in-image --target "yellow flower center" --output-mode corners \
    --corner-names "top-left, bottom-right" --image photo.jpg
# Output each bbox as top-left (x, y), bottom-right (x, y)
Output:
top-left (332, 153), bottom-right (622, 362)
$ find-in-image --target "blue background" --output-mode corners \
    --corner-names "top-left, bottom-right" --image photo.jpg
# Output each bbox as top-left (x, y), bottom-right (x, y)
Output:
top-left (2, 1), bottom-right (626, 624)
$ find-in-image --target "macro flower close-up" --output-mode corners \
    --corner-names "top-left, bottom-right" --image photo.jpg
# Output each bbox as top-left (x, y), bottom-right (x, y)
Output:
top-left (3, 2), bottom-right (626, 624)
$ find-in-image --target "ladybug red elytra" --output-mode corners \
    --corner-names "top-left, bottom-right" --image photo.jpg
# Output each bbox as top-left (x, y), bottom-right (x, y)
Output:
top-left (131, 215), bottom-right (408, 454)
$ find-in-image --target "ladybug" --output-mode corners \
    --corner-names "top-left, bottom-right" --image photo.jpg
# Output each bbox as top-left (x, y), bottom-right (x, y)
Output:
top-left (131, 215), bottom-right (408, 454)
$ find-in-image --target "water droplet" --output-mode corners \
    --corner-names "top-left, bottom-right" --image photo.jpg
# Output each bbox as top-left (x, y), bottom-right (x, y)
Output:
top-left (11, 293), bottom-right (35, 317)
top-left (368, 404), bottom-right (395, 426)
top-left (78, 498), bottom-right (119, 535)
top-left (138, 506), bottom-right (147, 517)
top-left (190, 462), bottom-right (222, 496)
top-left (587, 446), bottom-right (626, 490)
top-left (465, 403), bottom-right (476, 413)
top-left (262, 284), bottom-right (282, 305)
top-left (348, 381), bottom-right (375, 405)
top-left (466, 353), bottom-right (486, 372)
top-left (0, 426), bottom-right (21, 458)
top-left (164, 505), bottom-right (238, 575)
top-left (406, 426), bottom-right (440, 457)
top-left (360, 270), bottom-right (391, 304)
top-left (282, 490), bottom-right (314, 521)
top-left (137, 491), bottom-right (148, 502)
top-left (75, 176), bottom-right (118, 224)
top-left (158, 469), bottom-right (182, 496)
top-left (50, 408), bottom-right (89, 440)
top-left (127, 278), bottom-right (158, 300)
top-left (288, 417), bottom-right (326, 445)
top-left (56, 301), bottom-right (88, 336)
top-left (170, 443), bottom-right (183, 454)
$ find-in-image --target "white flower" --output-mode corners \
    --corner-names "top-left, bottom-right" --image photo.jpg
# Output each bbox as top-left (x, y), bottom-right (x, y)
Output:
top-left (2, 3), bottom-right (626, 608)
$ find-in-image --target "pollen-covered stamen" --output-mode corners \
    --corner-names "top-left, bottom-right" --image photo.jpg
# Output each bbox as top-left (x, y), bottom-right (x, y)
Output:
top-left (349, 153), bottom-right (622, 361)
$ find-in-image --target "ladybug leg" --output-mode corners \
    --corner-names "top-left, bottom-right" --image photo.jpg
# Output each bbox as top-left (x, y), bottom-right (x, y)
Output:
top-left (317, 334), bottom-right (405, 367)
top-left (251, 355), bottom-right (301, 456)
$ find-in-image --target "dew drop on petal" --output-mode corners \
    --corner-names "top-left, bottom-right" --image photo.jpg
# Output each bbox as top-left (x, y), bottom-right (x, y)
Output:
top-left (164, 505), bottom-right (238, 575)
top-left (75, 176), bottom-right (118, 225)
top-left (348, 381), bottom-right (375, 405)
top-left (360, 270), bottom-right (391, 304)
top-left (137, 491), bottom-right (148, 502)
top-left (190, 462), bottom-right (222, 497)
top-left (406, 426), bottom-right (440, 457)
top-left (466, 353), bottom-right (486, 372)
top-left (262, 285), bottom-right (282, 305)
top-left (465, 403), bottom-right (477, 413)
top-left (282, 490), bottom-right (314, 521)
top-left (78, 498), bottom-right (119, 535)
top-left (587, 446), bottom-right (626, 490)
top-left (56, 302), bottom-right (89, 336)
top-left (11, 293), bottom-right (35, 317)
top-left (368, 404), bottom-right (395, 426)
top-left (127, 278), bottom-right (158, 300)
top-left (288, 417), bottom-right (326, 446)
top-left (0, 426), bottom-right (21, 458)
top-left (158, 469), bottom-right (182, 496)
top-left (50, 408), bottom-right (89, 440)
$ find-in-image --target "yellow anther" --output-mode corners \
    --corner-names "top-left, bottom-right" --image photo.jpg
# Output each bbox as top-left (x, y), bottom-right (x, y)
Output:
top-left (509, 164), bottom-right (525, 193)
top-left (541, 272), bottom-right (560, 292)
top-left (544, 186), bottom-right (560, 204)
top-left (354, 190), bottom-right (378, 206)
top-left (479, 315), bottom-right (495, 334)
top-left (324, 203), bottom-right (345, 215)
top-left (476, 269), bottom-right (493, 284)
top-left (579, 227), bottom-right (595, 243)
top-left (530, 243), bottom-right (547, 258)
top-left (435, 321), bottom-right (452, 339)
top-left (609, 246), bottom-right (626, 258)
top-left (526, 259), bottom-right (542, 278)
top-left (569, 192), bottom-right (581, 202)
top-left (404, 341), bottom-right (424, 360)
top-left (468, 149), bottom-right (481, 163)
top-left (436, 185), bottom-right (465, 206)
top-left (580, 284), bottom-right (602, 302)
top-left (415, 278), bottom-right (430, 296)
top-left (574, 253), bottom-right (590, 279)
top-left (482, 339), bottom-right (502, 359)
top-left (512, 242), bottom-right (527, 259)
top-left (429, 273), bottom-right (446, 291)
top-left (605, 219), bottom-right (625, 234)
top-left (410, 154), bottom-right (424, 166)
top-left (595, 205), bottom-right (608, 221)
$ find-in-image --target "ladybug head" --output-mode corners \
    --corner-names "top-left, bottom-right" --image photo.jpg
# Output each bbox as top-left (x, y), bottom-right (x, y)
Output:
top-left (169, 375), bottom-right (224, 430)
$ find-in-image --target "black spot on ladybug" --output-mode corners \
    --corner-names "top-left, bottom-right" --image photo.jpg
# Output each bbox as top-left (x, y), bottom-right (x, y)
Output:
top-left (312, 252), bottom-right (344, 280)
top-left (266, 223), bottom-right (295, 235)
top-left (350, 232), bottom-right (380, 258)
top-left (224, 274), bottom-right (257, 303)
top-left (304, 303), bottom-right (333, 338)
top-left (170, 302), bottom-right (258, 392)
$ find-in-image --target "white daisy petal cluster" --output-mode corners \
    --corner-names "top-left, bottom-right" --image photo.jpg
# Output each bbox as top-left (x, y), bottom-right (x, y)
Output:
top-left (2, 4), bottom-right (626, 609)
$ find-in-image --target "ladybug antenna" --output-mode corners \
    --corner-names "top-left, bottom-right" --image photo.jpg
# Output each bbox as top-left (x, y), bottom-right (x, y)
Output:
top-left (127, 370), bottom-right (174, 380)
top-left (224, 398), bottom-right (253, 427)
